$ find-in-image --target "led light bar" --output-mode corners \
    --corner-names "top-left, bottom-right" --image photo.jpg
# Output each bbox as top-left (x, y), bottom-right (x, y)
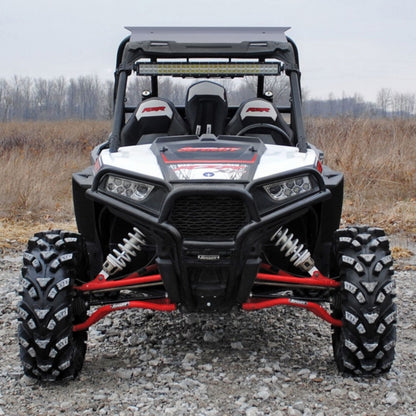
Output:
top-left (137, 62), bottom-right (281, 77)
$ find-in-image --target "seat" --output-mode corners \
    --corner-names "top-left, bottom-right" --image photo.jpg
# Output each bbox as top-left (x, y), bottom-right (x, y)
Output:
top-left (185, 81), bottom-right (228, 136)
top-left (121, 98), bottom-right (189, 146)
top-left (225, 98), bottom-right (293, 145)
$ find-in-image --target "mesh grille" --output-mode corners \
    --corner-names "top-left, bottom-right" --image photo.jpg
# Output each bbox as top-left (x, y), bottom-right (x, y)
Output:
top-left (169, 195), bottom-right (250, 241)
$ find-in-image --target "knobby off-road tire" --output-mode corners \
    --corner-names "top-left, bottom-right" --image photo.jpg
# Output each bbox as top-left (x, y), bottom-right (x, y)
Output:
top-left (18, 231), bottom-right (89, 381)
top-left (331, 226), bottom-right (396, 376)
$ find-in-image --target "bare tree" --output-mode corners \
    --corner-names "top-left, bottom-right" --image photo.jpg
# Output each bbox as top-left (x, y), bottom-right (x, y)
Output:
top-left (391, 92), bottom-right (415, 118)
top-left (0, 79), bottom-right (12, 121)
top-left (377, 88), bottom-right (392, 117)
top-left (0, 75), bottom-right (414, 120)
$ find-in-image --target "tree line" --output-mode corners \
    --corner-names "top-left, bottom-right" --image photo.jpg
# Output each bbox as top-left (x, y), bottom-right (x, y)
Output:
top-left (304, 89), bottom-right (415, 118)
top-left (0, 76), bottom-right (113, 121)
top-left (0, 75), bottom-right (414, 121)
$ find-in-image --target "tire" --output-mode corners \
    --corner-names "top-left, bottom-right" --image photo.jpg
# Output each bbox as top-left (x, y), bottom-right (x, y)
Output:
top-left (331, 226), bottom-right (396, 376)
top-left (18, 230), bottom-right (89, 381)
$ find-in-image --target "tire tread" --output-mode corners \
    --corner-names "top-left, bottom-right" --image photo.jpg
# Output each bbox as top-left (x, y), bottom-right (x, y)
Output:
top-left (18, 230), bottom-right (88, 381)
top-left (332, 226), bottom-right (396, 375)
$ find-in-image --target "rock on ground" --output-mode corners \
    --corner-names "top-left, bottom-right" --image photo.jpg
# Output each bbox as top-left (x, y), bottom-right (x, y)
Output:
top-left (1, 243), bottom-right (415, 416)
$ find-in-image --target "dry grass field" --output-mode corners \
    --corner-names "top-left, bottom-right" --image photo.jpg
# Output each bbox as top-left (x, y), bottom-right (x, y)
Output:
top-left (0, 118), bottom-right (415, 250)
top-left (0, 120), bottom-right (110, 249)
top-left (306, 117), bottom-right (416, 233)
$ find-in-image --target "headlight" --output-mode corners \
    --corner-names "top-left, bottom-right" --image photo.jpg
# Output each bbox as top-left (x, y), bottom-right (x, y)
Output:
top-left (264, 176), bottom-right (314, 201)
top-left (104, 175), bottom-right (154, 201)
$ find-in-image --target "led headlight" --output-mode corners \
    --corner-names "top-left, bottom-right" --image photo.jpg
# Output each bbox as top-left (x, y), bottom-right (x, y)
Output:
top-left (105, 175), bottom-right (154, 201)
top-left (264, 176), bottom-right (313, 201)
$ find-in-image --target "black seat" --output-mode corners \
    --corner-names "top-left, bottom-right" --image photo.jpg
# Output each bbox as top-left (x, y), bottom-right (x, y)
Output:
top-left (121, 98), bottom-right (189, 146)
top-left (185, 81), bottom-right (228, 136)
top-left (226, 98), bottom-right (293, 145)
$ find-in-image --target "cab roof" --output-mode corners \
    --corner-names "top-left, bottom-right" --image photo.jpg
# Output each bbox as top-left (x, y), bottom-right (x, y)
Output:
top-left (118, 27), bottom-right (299, 70)
top-left (126, 26), bottom-right (290, 43)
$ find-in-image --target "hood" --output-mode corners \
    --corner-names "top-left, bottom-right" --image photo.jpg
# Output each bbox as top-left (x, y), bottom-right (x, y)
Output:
top-left (97, 136), bottom-right (318, 182)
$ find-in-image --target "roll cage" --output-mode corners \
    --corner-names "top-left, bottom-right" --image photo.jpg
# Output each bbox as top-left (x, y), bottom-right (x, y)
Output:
top-left (109, 27), bottom-right (307, 153)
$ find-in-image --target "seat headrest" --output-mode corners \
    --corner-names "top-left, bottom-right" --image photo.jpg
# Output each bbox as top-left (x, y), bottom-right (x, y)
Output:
top-left (185, 81), bottom-right (228, 135)
top-left (121, 98), bottom-right (188, 146)
top-left (238, 99), bottom-right (278, 122)
top-left (225, 98), bottom-right (293, 145)
top-left (186, 81), bottom-right (227, 102)
top-left (135, 99), bottom-right (174, 120)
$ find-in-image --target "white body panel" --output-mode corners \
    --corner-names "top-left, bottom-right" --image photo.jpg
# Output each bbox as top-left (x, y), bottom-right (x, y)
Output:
top-left (253, 145), bottom-right (317, 180)
top-left (99, 145), bottom-right (164, 180)
top-left (98, 144), bottom-right (317, 181)
top-left (170, 163), bottom-right (249, 180)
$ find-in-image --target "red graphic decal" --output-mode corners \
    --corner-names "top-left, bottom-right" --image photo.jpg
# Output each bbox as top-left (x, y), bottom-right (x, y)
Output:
top-left (178, 147), bottom-right (240, 152)
top-left (317, 160), bottom-right (323, 173)
top-left (142, 106), bottom-right (166, 113)
top-left (93, 157), bottom-right (102, 174)
top-left (161, 153), bottom-right (257, 165)
top-left (172, 164), bottom-right (247, 171)
top-left (246, 107), bottom-right (270, 113)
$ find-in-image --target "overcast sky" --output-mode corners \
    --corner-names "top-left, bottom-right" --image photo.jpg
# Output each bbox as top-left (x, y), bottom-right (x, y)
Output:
top-left (1, 0), bottom-right (415, 101)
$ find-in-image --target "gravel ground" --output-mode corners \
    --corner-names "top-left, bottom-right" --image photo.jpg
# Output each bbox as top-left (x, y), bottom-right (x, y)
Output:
top-left (0, 239), bottom-right (415, 416)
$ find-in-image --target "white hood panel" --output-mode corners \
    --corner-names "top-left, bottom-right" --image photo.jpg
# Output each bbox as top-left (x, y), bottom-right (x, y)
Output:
top-left (98, 144), bottom-right (318, 182)
top-left (99, 145), bottom-right (164, 180)
top-left (253, 145), bottom-right (317, 180)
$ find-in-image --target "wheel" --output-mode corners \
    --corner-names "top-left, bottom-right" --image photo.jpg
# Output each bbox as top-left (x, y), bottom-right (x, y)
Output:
top-left (236, 123), bottom-right (292, 146)
top-left (331, 226), bottom-right (396, 375)
top-left (18, 230), bottom-right (89, 381)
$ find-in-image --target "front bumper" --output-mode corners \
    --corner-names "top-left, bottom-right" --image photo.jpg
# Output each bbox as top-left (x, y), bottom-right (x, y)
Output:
top-left (87, 172), bottom-right (331, 311)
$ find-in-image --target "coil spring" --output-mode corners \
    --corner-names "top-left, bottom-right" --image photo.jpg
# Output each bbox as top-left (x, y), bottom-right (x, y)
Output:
top-left (102, 227), bottom-right (146, 276)
top-left (270, 226), bottom-right (315, 272)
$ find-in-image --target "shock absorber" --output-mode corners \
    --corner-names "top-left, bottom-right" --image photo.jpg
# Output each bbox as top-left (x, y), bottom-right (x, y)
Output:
top-left (270, 227), bottom-right (317, 275)
top-left (100, 227), bottom-right (146, 279)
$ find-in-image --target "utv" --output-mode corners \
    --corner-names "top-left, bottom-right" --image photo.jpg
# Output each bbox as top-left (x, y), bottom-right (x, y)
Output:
top-left (18, 27), bottom-right (396, 381)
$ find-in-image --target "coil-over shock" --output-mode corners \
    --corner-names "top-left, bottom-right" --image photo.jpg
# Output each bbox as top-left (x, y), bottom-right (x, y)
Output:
top-left (100, 227), bottom-right (146, 279)
top-left (270, 226), bottom-right (317, 275)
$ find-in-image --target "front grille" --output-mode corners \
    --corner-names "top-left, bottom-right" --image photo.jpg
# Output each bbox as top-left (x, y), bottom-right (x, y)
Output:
top-left (169, 195), bottom-right (250, 241)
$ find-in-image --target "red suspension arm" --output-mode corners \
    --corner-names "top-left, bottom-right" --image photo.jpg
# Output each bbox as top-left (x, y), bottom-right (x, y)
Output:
top-left (72, 268), bottom-right (342, 331)
top-left (242, 297), bottom-right (342, 326)
top-left (74, 273), bottom-right (163, 292)
top-left (73, 299), bottom-right (176, 332)
top-left (256, 270), bottom-right (341, 288)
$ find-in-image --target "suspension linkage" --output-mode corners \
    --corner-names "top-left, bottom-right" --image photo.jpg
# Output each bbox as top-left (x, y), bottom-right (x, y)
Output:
top-left (73, 298), bottom-right (176, 332)
top-left (256, 269), bottom-right (341, 288)
top-left (242, 297), bottom-right (342, 327)
top-left (74, 272), bottom-right (164, 293)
